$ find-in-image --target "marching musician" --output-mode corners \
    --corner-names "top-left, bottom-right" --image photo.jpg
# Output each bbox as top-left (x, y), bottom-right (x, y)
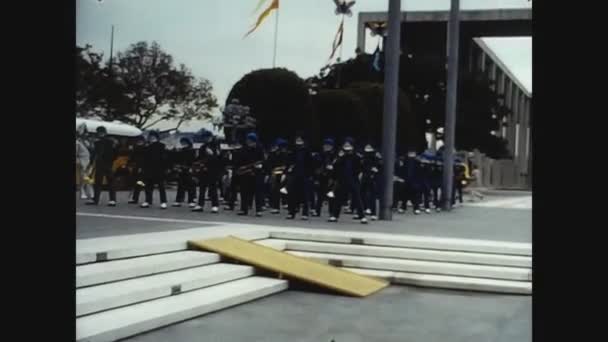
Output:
top-left (393, 153), bottom-right (407, 213)
top-left (312, 138), bottom-right (336, 217)
top-left (417, 151), bottom-right (435, 214)
top-left (127, 136), bottom-right (147, 204)
top-left (267, 138), bottom-right (289, 214)
top-left (360, 143), bottom-right (382, 220)
top-left (285, 135), bottom-right (313, 220)
top-left (429, 154), bottom-right (443, 212)
top-left (328, 137), bottom-right (367, 224)
top-left (86, 126), bottom-right (118, 206)
top-left (171, 137), bottom-right (197, 208)
top-left (403, 150), bottom-right (423, 215)
top-left (192, 131), bottom-right (221, 213)
top-left (140, 131), bottom-right (169, 209)
top-left (236, 133), bottom-right (265, 217)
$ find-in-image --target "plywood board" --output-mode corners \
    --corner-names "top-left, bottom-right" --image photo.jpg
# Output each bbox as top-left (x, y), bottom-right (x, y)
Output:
top-left (189, 236), bottom-right (388, 297)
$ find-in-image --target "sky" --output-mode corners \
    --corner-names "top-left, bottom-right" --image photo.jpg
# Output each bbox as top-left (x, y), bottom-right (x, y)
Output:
top-left (77, 0), bottom-right (532, 132)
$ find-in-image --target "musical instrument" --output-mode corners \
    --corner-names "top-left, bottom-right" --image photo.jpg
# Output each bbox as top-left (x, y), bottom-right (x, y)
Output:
top-left (236, 160), bottom-right (263, 176)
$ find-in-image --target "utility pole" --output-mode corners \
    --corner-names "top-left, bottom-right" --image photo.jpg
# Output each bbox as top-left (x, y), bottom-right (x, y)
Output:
top-left (441, 0), bottom-right (460, 211)
top-left (379, 0), bottom-right (401, 221)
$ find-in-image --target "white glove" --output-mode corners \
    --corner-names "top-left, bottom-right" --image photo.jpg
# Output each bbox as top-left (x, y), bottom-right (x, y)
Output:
top-left (326, 165), bottom-right (334, 170)
top-left (255, 164), bottom-right (263, 169)
top-left (280, 174), bottom-right (286, 183)
top-left (327, 191), bottom-right (335, 198)
top-left (206, 148), bottom-right (213, 155)
top-left (358, 173), bottom-right (363, 181)
top-left (371, 167), bottom-right (379, 173)
top-left (280, 187), bottom-right (288, 195)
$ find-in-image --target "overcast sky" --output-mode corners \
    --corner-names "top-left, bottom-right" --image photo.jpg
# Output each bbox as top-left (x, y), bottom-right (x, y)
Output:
top-left (77, 0), bottom-right (532, 131)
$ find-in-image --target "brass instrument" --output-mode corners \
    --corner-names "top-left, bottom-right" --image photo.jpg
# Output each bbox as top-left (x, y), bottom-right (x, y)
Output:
top-left (236, 160), bottom-right (263, 176)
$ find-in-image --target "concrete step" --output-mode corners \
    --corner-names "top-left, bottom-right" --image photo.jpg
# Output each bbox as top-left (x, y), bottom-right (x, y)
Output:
top-left (76, 276), bottom-right (288, 342)
top-left (270, 231), bottom-right (531, 256)
top-left (279, 240), bottom-right (531, 268)
top-left (76, 263), bottom-right (254, 317)
top-left (342, 267), bottom-right (531, 294)
top-left (76, 251), bottom-right (219, 288)
top-left (287, 251), bottom-right (531, 281)
top-left (77, 229), bottom-right (269, 265)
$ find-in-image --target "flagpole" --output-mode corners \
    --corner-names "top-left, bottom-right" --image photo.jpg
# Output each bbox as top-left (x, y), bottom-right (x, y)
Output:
top-left (339, 15), bottom-right (344, 61)
top-left (272, 6), bottom-right (279, 68)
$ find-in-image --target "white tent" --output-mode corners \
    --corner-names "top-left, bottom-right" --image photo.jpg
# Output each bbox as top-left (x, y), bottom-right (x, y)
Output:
top-left (76, 118), bottom-right (142, 137)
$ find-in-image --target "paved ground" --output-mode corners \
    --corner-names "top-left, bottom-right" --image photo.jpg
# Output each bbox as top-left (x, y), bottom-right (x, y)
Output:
top-left (76, 190), bottom-right (531, 242)
top-left (76, 190), bottom-right (532, 342)
top-left (124, 286), bottom-right (531, 342)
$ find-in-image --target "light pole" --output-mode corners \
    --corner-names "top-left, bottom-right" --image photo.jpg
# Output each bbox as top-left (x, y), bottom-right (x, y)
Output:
top-left (441, 0), bottom-right (461, 211)
top-left (379, 0), bottom-right (401, 221)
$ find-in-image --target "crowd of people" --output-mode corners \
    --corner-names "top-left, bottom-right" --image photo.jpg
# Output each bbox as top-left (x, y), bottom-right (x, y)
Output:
top-left (76, 125), bottom-right (478, 224)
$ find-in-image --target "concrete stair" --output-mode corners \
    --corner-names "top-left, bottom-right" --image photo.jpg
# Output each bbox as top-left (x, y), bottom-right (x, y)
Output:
top-left (252, 236), bottom-right (532, 294)
top-left (76, 251), bottom-right (220, 288)
top-left (76, 276), bottom-right (287, 342)
top-left (77, 263), bottom-right (255, 316)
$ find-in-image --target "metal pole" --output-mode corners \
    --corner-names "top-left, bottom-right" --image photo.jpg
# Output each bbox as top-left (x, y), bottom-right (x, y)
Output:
top-left (379, 0), bottom-right (401, 221)
top-left (109, 25), bottom-right (114, 71)
top-left (272, 8), bottom-right (279, 68)
top-left (441, 0), bottom-right (460, 211)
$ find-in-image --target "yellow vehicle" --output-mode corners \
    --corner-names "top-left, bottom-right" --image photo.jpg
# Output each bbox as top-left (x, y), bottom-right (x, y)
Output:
top-left (76, 118), bottom-right (143, 188)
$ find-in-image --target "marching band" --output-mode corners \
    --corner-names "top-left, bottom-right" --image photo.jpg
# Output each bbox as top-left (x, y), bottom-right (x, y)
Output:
top-left (77, 125), bottom-right (478, 224)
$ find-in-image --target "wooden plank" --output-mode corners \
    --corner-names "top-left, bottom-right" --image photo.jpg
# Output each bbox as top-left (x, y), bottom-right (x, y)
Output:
top-left (189, 236), bottom-right (389, 297)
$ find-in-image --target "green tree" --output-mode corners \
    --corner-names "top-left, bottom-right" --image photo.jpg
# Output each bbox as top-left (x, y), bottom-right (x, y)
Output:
top-left (226, 68), bottom-right (316, 145)
top-left (79, 41), bottom-right (218, 130)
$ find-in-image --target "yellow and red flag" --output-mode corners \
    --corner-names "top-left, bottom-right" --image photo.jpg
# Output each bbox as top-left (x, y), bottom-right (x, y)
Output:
top-left (245, 0), bottom-right (279, 38)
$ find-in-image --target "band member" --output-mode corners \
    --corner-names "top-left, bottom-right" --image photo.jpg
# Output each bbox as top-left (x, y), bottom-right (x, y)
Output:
top-left (312, 138), bottom-right (336, 217)
top-left (86, 126), bottom-right (118, 206)
top-left (286, 135), bottom-right (313, 220)
top-left (236, 133), bottom-right (265, 217)
top-left (127, 136), bottom-right (147, 204)
top-left (328, 137), bottom-right (367, 224)
top-left (192, 132), bottom-right (221, 213)
top-left (393, 153), bottom-right (407, 213)
top-left (172, 137), bottom-right (197, 208)
top-left (403, 150), bottom-right (422, 215)
top-left (452, 157), bottom-right (466, 207)
top-left (360, 143), bottom-right (382, 220)
top-left (430, 155), bottom-right (443, 211)
top-left (223, 142), bottom-right (242, 211)
top-left (267, 138), bottom-right (289, 214)
top-left (140, 131), bottom-right (169, 209)
top-left (418, 151), bottom-right (434, 214)
top-left (76, 124), bottom-right (93, 200)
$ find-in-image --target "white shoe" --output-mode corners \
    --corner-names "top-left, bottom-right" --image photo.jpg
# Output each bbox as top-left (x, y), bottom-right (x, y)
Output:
top-left (172, 202), bottom-right (182, 207)
top-left (280, 187), bottom-right (288, 195)
top-left (365, 209), bottom-right (372, 215)
top-left (160, 203), bottom-right (167, 209)
top-left (211, 206), bottom-right (219, 213)
top-left (360, 217), bottom-right (368, 224)
top-left (328, 217), bottom-right (337, 222)
top-left (270, 209), bottom-right (280, 214)
top-left (371, 215), bottom-right (378, 221)
top-left (140, 202), bottom-right (150, 208)
top-left (192, 205), bottom-right (203, 212)
top-left (301, 216), bottom-right (309, 221)
top-left (80, 193), bottom-right (88, 200)
top-left (436, 207), bottom-right (442, 212)
top-left (414, 209), bottom-right (421, 215)
top-left (425, 209), bottom-right (431, 214)
top-left (398, 209), bottom-right (405, 214)
top-left (108, 201), bottom-right (116, 207)
top-left (188, 202), bottom-right (197, 208)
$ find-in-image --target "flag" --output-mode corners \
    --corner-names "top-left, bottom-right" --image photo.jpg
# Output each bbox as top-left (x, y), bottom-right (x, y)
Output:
top-left (372, 43), bottom-right (382, 72)
top-left (245, 0), bottom-right (279, 38)
top-left (328, 18), bottom-right (344, 60)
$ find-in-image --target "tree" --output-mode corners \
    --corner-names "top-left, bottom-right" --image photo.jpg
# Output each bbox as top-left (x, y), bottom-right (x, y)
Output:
top-left (226, 68), bottom-right (316, 145)
top-left (80, 41), bottom-right (218, 130)
top-left (76, 45), bottom-right (105, 117)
